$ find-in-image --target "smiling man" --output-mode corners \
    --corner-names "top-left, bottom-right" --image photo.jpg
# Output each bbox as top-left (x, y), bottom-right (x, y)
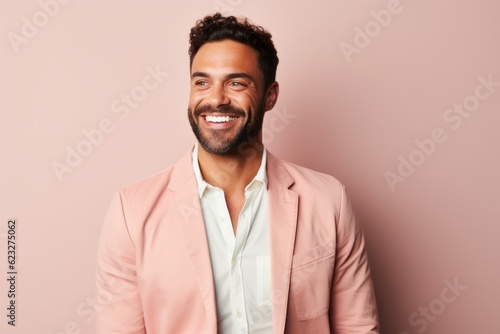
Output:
top-left (96, 13), bottom-right (379, 334)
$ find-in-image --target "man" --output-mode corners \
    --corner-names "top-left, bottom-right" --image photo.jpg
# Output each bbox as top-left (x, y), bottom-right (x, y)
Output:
top-left (96, 13), bottom-right (379, 334)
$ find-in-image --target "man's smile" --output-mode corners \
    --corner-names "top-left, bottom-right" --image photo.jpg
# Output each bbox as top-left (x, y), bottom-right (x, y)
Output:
top-left (204, 115), bottom-right (239, 123)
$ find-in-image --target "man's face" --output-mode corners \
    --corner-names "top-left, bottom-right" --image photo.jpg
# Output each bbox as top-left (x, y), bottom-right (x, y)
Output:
top-left (188, 40), bottom-right (268, 155)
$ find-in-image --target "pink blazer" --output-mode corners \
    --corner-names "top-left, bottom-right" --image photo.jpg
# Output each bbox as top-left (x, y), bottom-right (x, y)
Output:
top-left (96, 148), bottom-right (379, 333)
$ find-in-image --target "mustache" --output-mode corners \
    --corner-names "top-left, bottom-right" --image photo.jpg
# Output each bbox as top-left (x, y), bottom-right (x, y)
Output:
top-left (193, 104), bottom-right (246, 117)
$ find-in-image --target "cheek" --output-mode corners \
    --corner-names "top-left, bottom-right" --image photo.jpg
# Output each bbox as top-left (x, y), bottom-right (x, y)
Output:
top-left (188, 90), bottom-right (197, 101)
top-left (191, 89), bottom-right (218, 106)
top-left (231, 93), bottom-right (259, 109)
top-left (188, 92), bottom-right (203, 109)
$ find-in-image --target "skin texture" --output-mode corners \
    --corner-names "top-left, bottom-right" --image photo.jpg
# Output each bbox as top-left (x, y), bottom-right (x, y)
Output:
top-left (187, 39), bottom-right (279, 232)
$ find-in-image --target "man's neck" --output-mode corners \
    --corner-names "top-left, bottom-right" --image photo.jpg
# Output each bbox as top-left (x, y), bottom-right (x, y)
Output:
top-left (197, 142), bottom-right (264, 194)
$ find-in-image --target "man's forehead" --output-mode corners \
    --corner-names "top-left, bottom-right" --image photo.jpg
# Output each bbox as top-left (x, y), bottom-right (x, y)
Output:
top-left (191, 40), bottom-right (261, 76)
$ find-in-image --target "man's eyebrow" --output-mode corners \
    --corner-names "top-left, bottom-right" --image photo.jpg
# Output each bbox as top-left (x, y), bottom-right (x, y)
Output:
top-left (226, 73), bottom-right (255, 81)
top-left (191, 71), bottom-right (255, 81)
top-left (191, 71), bottom-right (209, 78)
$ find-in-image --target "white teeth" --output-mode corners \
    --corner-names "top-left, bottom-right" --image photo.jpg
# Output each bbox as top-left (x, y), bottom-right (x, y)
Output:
top-left (205, 115), bottom-right (238, 123)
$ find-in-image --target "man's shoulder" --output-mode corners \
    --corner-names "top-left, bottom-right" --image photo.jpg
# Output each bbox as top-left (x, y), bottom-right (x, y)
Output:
top-left (280, 158), bottom-right (341, 183)
top-left (117, 151), bottom-right (191, 201)
top-left (270, 153), bottom-right (345, 195)
top-left (121, 166), bottom-right (174, 194)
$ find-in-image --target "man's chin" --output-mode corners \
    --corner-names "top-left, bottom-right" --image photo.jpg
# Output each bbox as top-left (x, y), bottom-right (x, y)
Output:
top-left (198, 135), bottom-right (263, 158)
top-left (196, 129), bottom-right (244, 155)
top-left (198, 140), bottom-right (238, 155)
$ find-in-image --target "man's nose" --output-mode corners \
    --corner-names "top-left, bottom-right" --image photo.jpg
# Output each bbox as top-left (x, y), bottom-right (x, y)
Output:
top-left (207, 84), bottom-right (230, 107)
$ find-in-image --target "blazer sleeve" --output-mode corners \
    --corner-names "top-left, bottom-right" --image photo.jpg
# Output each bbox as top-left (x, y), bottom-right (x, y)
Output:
top-left (329, 184), bottom-right (380, 333)
top-left (95, 191), bottom-right (146, 334)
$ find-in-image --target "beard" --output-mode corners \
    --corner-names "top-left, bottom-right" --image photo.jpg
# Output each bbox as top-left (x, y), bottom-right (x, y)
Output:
top-left (188, 102), bottom-right (265, 155)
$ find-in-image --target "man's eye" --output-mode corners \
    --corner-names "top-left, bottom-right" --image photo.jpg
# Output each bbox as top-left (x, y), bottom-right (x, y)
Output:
top-left (229, 81), bottom-right (247, 88)
top-left (195, 80), bottom-right (208, 86)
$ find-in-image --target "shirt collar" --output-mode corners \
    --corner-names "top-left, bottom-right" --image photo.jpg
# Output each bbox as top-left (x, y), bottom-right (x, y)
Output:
top-left (192, 143), bottom-right (268, 198)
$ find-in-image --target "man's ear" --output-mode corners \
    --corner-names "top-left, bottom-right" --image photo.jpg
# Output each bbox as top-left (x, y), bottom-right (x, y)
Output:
top-left (264, 81), bottom-right (279, 112)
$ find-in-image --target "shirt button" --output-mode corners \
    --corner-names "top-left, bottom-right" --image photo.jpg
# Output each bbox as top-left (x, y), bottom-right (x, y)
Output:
top-left (218, 216), bottom-right (224, 222)
top-left (236, 310), bottom-right (242, 318)
top-left (232, 259), bottom-right (237, 267)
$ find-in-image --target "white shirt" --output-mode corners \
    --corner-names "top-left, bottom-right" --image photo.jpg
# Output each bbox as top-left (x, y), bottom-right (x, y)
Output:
top-left (192, 144), bottom-right (273, 334)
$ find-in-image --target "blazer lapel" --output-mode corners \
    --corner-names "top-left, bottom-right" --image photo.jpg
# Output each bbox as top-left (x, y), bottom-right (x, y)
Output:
top-left (170, 149), bottom-right (218, 334)
top-left (266, 152), bottom-right (298, 334)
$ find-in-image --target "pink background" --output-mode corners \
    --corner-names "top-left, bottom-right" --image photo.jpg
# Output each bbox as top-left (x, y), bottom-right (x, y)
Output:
top-left (1, 0), bottom-right (499, 333)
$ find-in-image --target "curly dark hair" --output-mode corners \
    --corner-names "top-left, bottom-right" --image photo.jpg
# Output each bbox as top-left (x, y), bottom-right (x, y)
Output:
top-left (189, 13), bottom-right (279, 90)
